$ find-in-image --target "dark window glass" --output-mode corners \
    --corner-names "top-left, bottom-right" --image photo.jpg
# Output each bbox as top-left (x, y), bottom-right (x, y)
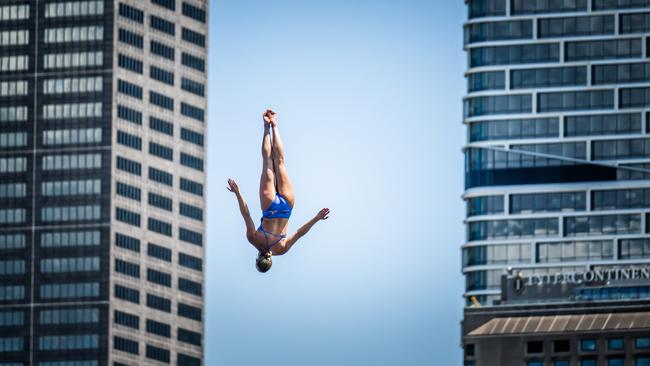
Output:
top-left (150, 91), bottom-right (174, 111)
top-left (538, 90), bottom-right (614, 112)
top-left (470, 43), bottom-right (559, 67)
top-left (564, 214), bottom-right (641, 236)
top-left (178, 328), bottom-right (201, 346)
top-left (181, 152), bottom-right (204, 171)
top-left (468, 0), bottom-right (505, 18)
top-left (149, 192), bottom-right (172, 211)
top-left (554, 340), bottom-right (570, 353)
top-left (118, 54), bottom-right (143, 74)
top-left (150, 116), bottom-right (174, 136)
top-left (180, 202), bottom-right (203, 221)
top-left (620, 87), bottom-right (650, 109)
top-left (150, 40), bottom-right (175, 60)
top-left (180, 227), bottom-right (202, 246)
top-left (636, 337), bottom-right (650, 349)
top-left (115, 258), bottom-right (140, 278)
top-left (114, 336), bottom-right (138, 355)
top-left (180, 178), bottom-right (203, 196)
top-left (609, 338), bottom-right (624, 350)
top-left (179, 253), bottom-right (202, 271)
top-left (464, 94), bottom-right (532, 117)
top-left (581, 360), bottom-right (597, 366)
top-left (147, 268), bottom-right (171, 287)
top-left (593, 62), bottom-right (650, 85)
top-left (117, 130), bottom-right (142, 150)
top-left (114, 310), bottom-right (139, 329)
top-left (469, 118), bottom-right (559, 142)
top-left (512, 0), bottom-right (587, 14)
top-left (510, 192), bottom-right (586, 214)
top-left (178, 277), bottom-right (202, 296)
top-left (181, 77), bottom-right (205, 96)
top-left (149, 167), bottom-right (173, 186)
top-left (118, 28), bottom-right (143, 49)
top-left (117, 105), bottom-right (142, 125)
top-left (146, 293), bottom-right (171, 312)
top-left (182, 2), bottom-right (206, 22)
top-left (116, 182), bottom-right (141, 201)
top-left (469, 218), bottom-right (559, 241)
top-left (146, 319), bottom-right (171, 338)
top-left (178, 303), bottom-right (202, 321)
top-left (150, 15), bottom-right (175, 36)
top-left (538, 15), bottom-right (615, 38)
top-left (149, 142), bottom-right (174, 161)
top-left (150, 66), bottom-right (174, 86)
top-left (181, 128), bottom-right (204, 146)
top-left (592, 138), bottom-right (650, 160)
top-left (467, 71), bottom-right (505, 92)
top-left (181, 52), bottom-right (205, 72)
top-left (565, 113), bottom-right (641, 137)
top-left (118, 79), bottom-right (142, 100)
top-left (148, 218), bottom-right (172, 237)
top-left (537, 240), bottom-right (614, 263)
top-left (119, 3), bottom-right (144, 23)
top-left (182, 27), bottom-right (205, 47)
top-left (116, 207), bottom-right (140, 227)
top-left (465, 20), bottom-right (531, 44)
top-left (593, 188), bottom-right (650, 210)
top-left (152, 0), bottom-right (176, 11)
top-left (527, 341), bottom-right (544, 353)
top-left (115, 284), bottom-right (139, 304)
top-left (511, 67), bottom-right (587, 89)
top-left (181, 102), bottom-right (205, 122)
top-left (467, 195), bottom-right (504, 216)
top-left (115, 233), bottom-right (140, 252)
top-left (565, 39), bottom-right (642, 61)
top-left (636, 357), bottom-right (650, 366)
top-left (148, 243), bottom-right (172, 262)
top-left (178, 353), bottom-right (201, 366)
top-left (465, 344), bottom-right (475, 357)
top-left (593, 0), bottom-right (650, 10)
top-left (620, 238), bottom-right (650, 259)
top-left (608, 359), bottom-right (624, 366)
top-left (621, 12), bottom-right (650, 33)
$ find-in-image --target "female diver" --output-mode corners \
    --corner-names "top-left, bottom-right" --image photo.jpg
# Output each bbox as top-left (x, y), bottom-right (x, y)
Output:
top-left (227, 109), bottom-right (330, 272)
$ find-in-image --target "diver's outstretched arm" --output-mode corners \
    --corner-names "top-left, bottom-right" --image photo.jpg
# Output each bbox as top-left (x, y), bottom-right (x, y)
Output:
top-left (227, 179), bottom-right (259, 247)
top-left (278, 208), bottom-right (330, 255)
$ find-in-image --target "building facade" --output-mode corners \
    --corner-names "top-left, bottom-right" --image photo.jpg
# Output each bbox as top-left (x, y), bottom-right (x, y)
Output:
top-left (0, 1), bottom-right (208, 365)
top-left (463, 0), bottom-right (650, 306)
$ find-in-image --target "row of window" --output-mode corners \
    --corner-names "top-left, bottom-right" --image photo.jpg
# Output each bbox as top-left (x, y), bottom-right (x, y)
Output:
top-left (44, 26), bottom-right (103, 44)
top-left (114, 283), bottom-right (203, 312)
top-left (0, 5), bottom-right (29, 21)
top-left (120, 1), bottom-right (206, 24)
top-left (0, 55), bottom-right (28, 72)
top-left (118, 106), bottom-right (205, 149)
top-left (45, 1), bottom-right (104, 18)
top-left (0, 132), bottom-right (26, 147)
top-left (41, 205), bottom-right (101, 222)
top-left (40, 308), bottom-right (99, 325)
top-left (41, 256), bottom-right (99, 273)
top-left (43, 102), bottom-right (102, 119)
top-left (0, 183), bottom-right (25, 198)
top-left (43, 128), bottom-right (102, 146)
top-left (43, 76), bottom-right (102, 94)
top-left (467, 143), bottom-right (585, 171)
top-left (0, 80), bottom-right (27, 97)
top-left (0, 106), bottom-right (27, 122)
top-left (43, 51), bottom-right (103, 70)
top-left (116, 234), bottom-right (203, 272)
top-left (40, 282), bottom-right (99, 299)
top-left (114, 335), bottom-right (201, 364)
top-left (469, 0), bottom-right (650, 20)
top-left (39, 334), bottom-right (98, 350)
top-left (41, 230), bottom-right (100, 248)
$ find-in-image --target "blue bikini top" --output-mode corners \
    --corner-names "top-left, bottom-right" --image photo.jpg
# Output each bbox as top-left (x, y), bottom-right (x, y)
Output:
top-left (262, 193), bottom-right (292, 219)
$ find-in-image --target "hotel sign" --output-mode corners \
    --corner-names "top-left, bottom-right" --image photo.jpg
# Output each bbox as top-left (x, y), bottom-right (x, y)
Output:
top-left (523, 267), bottom-right (650, 286)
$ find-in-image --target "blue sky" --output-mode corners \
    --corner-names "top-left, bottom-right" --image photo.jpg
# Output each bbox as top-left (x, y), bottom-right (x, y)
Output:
top-left (206, 1), bottom-right (467, 365)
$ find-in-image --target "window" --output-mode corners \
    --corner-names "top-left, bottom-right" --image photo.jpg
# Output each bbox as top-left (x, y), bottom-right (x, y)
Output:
top-left (621, 238), bottom-right (650, 259)
top-left (621, 13), bottom-right (650, 33)
top-left (114, 336), bottom-right (138, 355)
top-left (150, 91), bottom-right (174, 111)
top-left (469, 218), bottom-right (558, 241)
top-left (180, 178), bottom-right (203, 196)
top-left (539, 15), bottom-right (614, 38)
top-left (464, 20), bottom-right (531, 44)
top-left (119, 3), bottom-right (143, 23)
top-left (179, 277), bottom-right (202, 296)
top-left (117, 130), bottom-right (142, 150)
top-left (116, 233), bottom-right (140, 252)
top-left (0, 106), bottom-right (27, 122)
top-left (45, 1), bottom-right (104, 17)
top-left (40, 308), bottom-right (99, 325)
top-left (592, 138), bottom-right (650, 160)
top-left (594, 62), bottom-right (650, 85)
top-left (0, 285), bottom-right (24, 301)
top-left (153, 0), bottom-right (176, 11)
top-left (181, 153), bottom-right (204, 171)
top-left (511, 67), bottom-right (587, 89)
top-left (117, 156), bottom-right (141, 176)
top-left (118, 79), bottom-right (142, 100)
top-left (41, 178), bottom-right (102, 196)
top-left (150, 66), bottom-right (174, 85)
top-left (42, 205), bottom-right (100, 222)
top-left (0, 311), bottom-right (23, 326)
top-left (0, 183), bottom-right (25, 198)
top-left (470, 44), bottom-right (559, 67)
top-left (44, 77), bottom-right (102, 94)
top-left (510, 191), bottom-right (586, 214)
top-left (564, 214), bottom-right (641, 237)
top-left (527, 341), bottom-right (543, 354)
top-left (182, 52), bottom-right (205, 72)
top-left (0, 209), bottom-right (24, 224)
top-left (580, 339), bottom-right (597, 352)
top-left (464, 95), bottom-right (532, 117)
top-left (151, 40), bottom-right (175, 60)
top-left (467, 71), bottom-right (505, 92)
top-left (0, 260), bottom-right (24, 275)
top-left (469, 118), bottom-right (559, 142)
top-left (0, 157), bottom-right (26, 173)
top-left (44, 26), bottom-right (103, 43)
top-left (0, 81), bottom-right (28, 96)
top-left (41, 231), bottom-right (99, 248)
top-left (0, 234), bottom-right (25, 250)
top-left (146, 293), bottom-right (171, 312)
top-left (565, 113), bottom-right (641, 137)
top-left (180, 227), bottom-right (202, 246)
top-left (116, 182), bottom-right (141, 201)
top-left (0, 55), bottom-right (28, 72)
top-left (620, 87), bottom-right (650, 109)
top-left (609, 338), bottom-right (624, 350)
top-left (182, 2), bottom-right (206, 22)
top-left (468, 0), bottom-right (505, 18)
top-left (593, 188), bottom-right (650, 210)
top-left (44, 52), bottom-right (103, 69)
top-left (114, 310), bottom-right (139, 329)
top-left (151, 15), bottom-right (175, 36)
top-left (182, 28), bottom-right (205, 47)
top-left (115, 259), bottom-right (140, 278)
top-left (148, 243), bottom-right (172, 262)
top-left (149, 142), bottom-right (174, 161)
top-left (594, 0), bottom-right (650, 10)
top-left (118, 54), bottom-right (142, 74)
top-left (118, 29), bottom-right (143, 49)
top-left (146, 319), bottom-right (170, 337)
top-left (636, 337), bottom-right (650, 349)
top-left (179, 253), bottom-right (202, 271)
top-left (181, 102), bottom-right (205, 121)
top-left (150, 116), bottom-right (174, 136)
top-left (116, 207), bottom-right (140, 227)
top-left (41, 257), bottom-right (99, 273)
top-left (0, 337), bottom-right (22, 352)
top-left (0, 132), bottom-right (27, 147)
top-left (0, 5), bottom-right (29, 21)
top-left (148, 218), bottom-right (172, 237)
top-left (537, 240), bottom-right (613, 263)
top-left (115, 284), bottom-right (139, 304)
top-left (118, 105), bottom-right (142, 125)
top-left (181, 77), bottom-right (205, 96)
top-left (39, 334), bottom-right (98, 350)
top-left (40, 283), bottom-right (99, 299)
top-left (180, 202), bottom-right (203, 221)
top-left (581, 360), bottom-right (597, 366)
top-left (178, 303), bottom-right (202, 321)
top-left (538, 90), bottom-right (614, 112)
top-left (146, 344), bottom-right (170, 363)
top-left (511, 0), bottom-right (587, 14)
top-left (148, 192), bottom-right (172, 211)
top-left (149, 167), bottom-right (173, 186)
top-left (43, 102), bottom-right (102, 119)
top-left (178, 328), bottom-right (201, 346)
top-left (608, 359), bottom-right (624, 366)
top-left (636, 357), bottom-right (650, 366)
top-left (565, 39), bottom-right (642, 61)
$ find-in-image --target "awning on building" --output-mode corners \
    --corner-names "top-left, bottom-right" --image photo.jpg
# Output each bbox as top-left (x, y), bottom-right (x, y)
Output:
top-left (468, 312), bottom-right (650, 337)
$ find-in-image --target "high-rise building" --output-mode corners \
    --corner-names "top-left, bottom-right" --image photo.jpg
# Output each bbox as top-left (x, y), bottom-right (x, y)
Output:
top-left (0, 1), bottom-right (208, 365)
top-left (462, 0), bottom-right (650, 307)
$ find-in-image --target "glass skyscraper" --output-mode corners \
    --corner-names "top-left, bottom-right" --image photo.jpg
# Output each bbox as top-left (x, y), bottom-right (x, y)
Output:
top-left (0, 1), bottom-right (207, 365)
top-left (463, 0), bottom-right (650, 306)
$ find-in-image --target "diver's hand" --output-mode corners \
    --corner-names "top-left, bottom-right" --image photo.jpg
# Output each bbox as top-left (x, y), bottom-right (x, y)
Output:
top-left (263, 109), bottom-right (277, 127)
top-left (316, 208), bottom-right (330, 220)
top-left (226, 179), bottom-right (240, 194)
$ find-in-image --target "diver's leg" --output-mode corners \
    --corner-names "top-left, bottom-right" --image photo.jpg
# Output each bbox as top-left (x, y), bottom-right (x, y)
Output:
top-left (271, 125), bottom-right (295, 207)
top-left (259, 124), bottom-right (275, 210)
